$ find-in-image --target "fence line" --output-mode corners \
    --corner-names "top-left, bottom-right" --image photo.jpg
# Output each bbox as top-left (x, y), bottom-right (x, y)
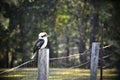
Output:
top-left (102, 63), bottom-right (114, 68)
top-left (103, 54), bottom-right (113, 59)
top-left (0, 59), bottom-right (34, 75)
top-left (49, 44), bottom-right (112, 61)
top-left (80, 49), bottom-right (90, 55)
top-left (50, 49), bottom-right (89, 60)
top-left (103, 44), bottom-right (112, 49)
top-left (0, 52), bottom-right (87, 75)
top-left (0, 52), bottom-right (84, 75)
top-left (0, 44), bottom-right (112, 75)
top-left (70, 60), bottom-right (90, 68)
top-left (50, 54), bottom-right (79, 60)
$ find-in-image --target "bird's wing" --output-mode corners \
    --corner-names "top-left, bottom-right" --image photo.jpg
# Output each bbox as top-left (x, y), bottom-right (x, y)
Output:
top-left (33, 39), bottom-right (44, 53)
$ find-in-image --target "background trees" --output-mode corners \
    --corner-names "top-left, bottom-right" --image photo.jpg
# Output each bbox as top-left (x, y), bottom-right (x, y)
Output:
top-left (0, 0), bottom-right (119, 73)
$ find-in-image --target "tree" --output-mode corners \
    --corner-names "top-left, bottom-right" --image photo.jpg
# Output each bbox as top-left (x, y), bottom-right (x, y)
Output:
top-left (110, 1), bottom-right (120, 79)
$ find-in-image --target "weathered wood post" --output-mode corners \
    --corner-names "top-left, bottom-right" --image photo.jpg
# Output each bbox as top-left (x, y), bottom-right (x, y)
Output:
top-left (37, 48), bottom-right (49, 80)
top-left (90, 42), bottom-right (100, 80)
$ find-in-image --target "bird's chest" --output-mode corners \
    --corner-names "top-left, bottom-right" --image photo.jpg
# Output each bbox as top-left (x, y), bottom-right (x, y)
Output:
top-left (41, 40), bottom-right (48, 49)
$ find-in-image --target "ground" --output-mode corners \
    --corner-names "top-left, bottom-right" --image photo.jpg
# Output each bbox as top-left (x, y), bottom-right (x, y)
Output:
top-left (0, 68), bottom-right (118, 80)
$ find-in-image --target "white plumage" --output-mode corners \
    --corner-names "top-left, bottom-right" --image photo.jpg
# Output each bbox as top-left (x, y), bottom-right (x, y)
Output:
top-left (31, 32), bottom-right (49, 59)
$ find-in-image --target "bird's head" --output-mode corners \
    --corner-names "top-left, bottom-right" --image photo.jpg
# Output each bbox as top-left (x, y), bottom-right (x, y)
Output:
top-left (38, 32), bottom-right (49, 39)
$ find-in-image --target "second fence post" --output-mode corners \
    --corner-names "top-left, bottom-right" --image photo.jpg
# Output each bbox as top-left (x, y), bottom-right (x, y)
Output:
top-left (37, 48), bottom-right (49, 80)
top-left (90, 42), bottom-right (100, 80)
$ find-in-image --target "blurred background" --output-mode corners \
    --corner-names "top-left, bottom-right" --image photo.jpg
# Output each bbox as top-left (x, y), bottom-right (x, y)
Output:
top-left (0, 0), bottom-right (120, 80)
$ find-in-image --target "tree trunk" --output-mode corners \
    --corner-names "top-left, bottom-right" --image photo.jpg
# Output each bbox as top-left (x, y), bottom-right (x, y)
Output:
top-left (77, 39), bottom-right (86, 68)
top-left (10, 54), bottom-right (15, 67)
top-left (89, 0), bottom-right (100, 48)
top-left (5, 52), bottom-right (9, 68)
top-left (19, 12), bottom-right (28, 63)
top-left (65, 36), bottom-right (70, 65)
top-left (5, 43), bottom-right (10, 68)
top-left (77, 3), bottom-right (87, 68)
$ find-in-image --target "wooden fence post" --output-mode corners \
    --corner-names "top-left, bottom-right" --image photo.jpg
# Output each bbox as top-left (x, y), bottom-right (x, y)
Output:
top-left (37, 49), bottom-right (49, 80)
top-left (90, 42), bottom-right (100, 80)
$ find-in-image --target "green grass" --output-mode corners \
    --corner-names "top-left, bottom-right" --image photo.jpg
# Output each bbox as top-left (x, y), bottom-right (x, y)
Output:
top-left (0, 68), bottom-right (118, 80)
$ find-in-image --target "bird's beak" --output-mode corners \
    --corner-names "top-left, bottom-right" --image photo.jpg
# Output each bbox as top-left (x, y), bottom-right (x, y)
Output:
top-left (47, 35), bottom-right (50, 37)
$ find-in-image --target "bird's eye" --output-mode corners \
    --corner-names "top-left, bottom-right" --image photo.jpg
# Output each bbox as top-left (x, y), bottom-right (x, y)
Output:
top-left (41, 34), bottom-right (47, 37)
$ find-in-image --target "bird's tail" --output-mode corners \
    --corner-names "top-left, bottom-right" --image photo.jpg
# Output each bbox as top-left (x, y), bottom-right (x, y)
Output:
top-left (31, 52), bottom-right (37, 59)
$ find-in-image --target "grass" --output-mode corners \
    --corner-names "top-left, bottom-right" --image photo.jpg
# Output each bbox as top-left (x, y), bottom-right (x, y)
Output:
top-left (0, 68), bottom-right (118, 80)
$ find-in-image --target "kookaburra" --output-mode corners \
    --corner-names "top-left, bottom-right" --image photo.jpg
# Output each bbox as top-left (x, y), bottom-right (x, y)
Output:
top-left (31, 32), bottom-right (49, 59)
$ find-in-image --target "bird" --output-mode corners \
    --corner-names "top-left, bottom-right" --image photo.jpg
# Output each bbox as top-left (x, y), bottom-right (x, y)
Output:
top-left (31, 32), bottom-right (49, 59)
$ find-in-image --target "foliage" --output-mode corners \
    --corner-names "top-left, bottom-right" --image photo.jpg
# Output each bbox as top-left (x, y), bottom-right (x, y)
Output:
top-left (0, 0), bottom-right (120, 72)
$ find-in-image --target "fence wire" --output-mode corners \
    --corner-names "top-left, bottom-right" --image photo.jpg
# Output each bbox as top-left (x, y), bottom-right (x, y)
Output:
top-left (0, 59), bottom-right (38, 80)
top-left (0, 44), bottom-right (117, 80)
